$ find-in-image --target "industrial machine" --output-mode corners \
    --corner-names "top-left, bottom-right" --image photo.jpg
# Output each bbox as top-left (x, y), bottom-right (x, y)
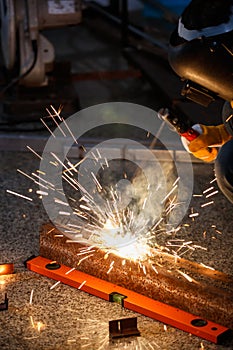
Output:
top-left (0, 0), bottom-right (82, 124)
top-left (1, 0), bottom-right (82, 86)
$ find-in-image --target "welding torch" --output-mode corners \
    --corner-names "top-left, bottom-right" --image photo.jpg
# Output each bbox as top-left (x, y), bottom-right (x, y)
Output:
top-left (157, 108), bottom-right (222, 164)
top-left (158, 108), bottom-right (200, 141)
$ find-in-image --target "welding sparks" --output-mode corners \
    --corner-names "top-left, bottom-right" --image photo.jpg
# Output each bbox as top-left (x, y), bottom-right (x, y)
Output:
top-left (161, 184), bottom-right (178, 204)
top-left (7, 104), bottom-right (229, 350)
top-left (6, 190), bottom-right (33, 202)
top-left (78, 254), bottom-right (94, 265)
top-left (47, 227), bottom-right (55, 234)
top-left (59, 211), bottom-right (71, 216)
top-left (29, 289), bottom-right (34, 305)
top-left (30, 316), bottom-right (46, 332)
top-left (203, 186), bottom-right (214, 194)
top-left (36, 190), bottom-right (48, 196)
top-left (71, 317), bottom-right (162, 349)
top-left (13, 105), bottom-right (216, 279)
top-left (201, 201), bottom-right (214, 207)
top-left (205, 190), bottom-right (218, 198)
top-left (189, 212), bottom-right (199, 218)
top-left (200, 342), bottom-right (205, 349)
top-left (78, 280), bottom-right (86, 290)
top-left (65, 267), bottom-right (76, 275)
top-left (50, 280), bottom-right (61, 290)
top-left (94, 219), bottom-right (152, 261)
top-left (177, 270), bottom-right (194, 283)
top-left (200, 263), bottom-right (215, 270)
top-left (107, 265), bottom-right (114, 274)
top-left (26, 146), bottom-right (43, 160)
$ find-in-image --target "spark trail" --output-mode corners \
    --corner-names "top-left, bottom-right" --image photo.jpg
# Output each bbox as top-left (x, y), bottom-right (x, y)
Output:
top-left (7, 106), bottom-right (220, 274)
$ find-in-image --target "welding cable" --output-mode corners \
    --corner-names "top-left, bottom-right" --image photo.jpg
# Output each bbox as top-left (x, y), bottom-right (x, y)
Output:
top-left (0, 39), bottom-right (38, 97)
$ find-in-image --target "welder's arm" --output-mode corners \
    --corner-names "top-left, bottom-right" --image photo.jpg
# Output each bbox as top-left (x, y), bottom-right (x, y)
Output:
top-left (187, 124), bottom-right (232, 162)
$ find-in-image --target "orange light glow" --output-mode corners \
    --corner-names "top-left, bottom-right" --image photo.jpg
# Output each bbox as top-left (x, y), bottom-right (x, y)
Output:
top-left (0, 264), bottom-right (14, 276)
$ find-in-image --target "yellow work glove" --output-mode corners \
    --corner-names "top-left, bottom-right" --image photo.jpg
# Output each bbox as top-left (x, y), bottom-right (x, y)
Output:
top-left (188, 124), bottom-right (232, 162)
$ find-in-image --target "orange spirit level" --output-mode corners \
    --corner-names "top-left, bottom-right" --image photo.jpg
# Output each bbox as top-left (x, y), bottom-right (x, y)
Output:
top-left (26, 256), bottom-right (232, 344)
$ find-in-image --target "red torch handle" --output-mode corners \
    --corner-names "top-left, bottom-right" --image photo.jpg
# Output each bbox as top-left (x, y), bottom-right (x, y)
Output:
top-left (180, 128), bottom-right (199, 142)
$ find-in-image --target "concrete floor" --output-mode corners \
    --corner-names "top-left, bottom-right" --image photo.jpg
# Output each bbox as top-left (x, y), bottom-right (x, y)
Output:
top-left (0, 5), bottom-right (233, 350)
top-left (1, 151), bottom-right (233, 350)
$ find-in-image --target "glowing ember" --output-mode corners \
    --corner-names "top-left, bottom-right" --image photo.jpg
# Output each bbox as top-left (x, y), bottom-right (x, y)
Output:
top-left (98, 219), bottom-right (151, 260)
top-left (86, 219), bottom-right (151, 261)
top-left (30, 316), bottom-right (46, 332)
top-left (0, 279), bottom-right (6, 286)
top-left (0, 263), bottom-right (14, 276)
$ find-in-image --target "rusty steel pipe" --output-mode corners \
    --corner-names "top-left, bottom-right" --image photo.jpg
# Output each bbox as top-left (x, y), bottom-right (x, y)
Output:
top-left (39, 223), bottom-right (233, 329)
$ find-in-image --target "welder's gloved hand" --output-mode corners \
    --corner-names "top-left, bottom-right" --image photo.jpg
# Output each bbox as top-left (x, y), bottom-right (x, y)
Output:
top-left (189, 145), bottom-right (218, 163)
top-left (188, 124), bottom-right (232, 162)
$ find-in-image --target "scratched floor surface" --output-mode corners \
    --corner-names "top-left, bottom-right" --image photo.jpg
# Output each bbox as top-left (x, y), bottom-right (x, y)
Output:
top-left (0, 150), bottom-right (233, 350)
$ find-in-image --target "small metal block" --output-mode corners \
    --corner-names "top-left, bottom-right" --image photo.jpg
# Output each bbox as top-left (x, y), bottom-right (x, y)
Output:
top-left (109, 317), bottom-right (140, 339)
top-left (0, 294), bottom-right (8, 311)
